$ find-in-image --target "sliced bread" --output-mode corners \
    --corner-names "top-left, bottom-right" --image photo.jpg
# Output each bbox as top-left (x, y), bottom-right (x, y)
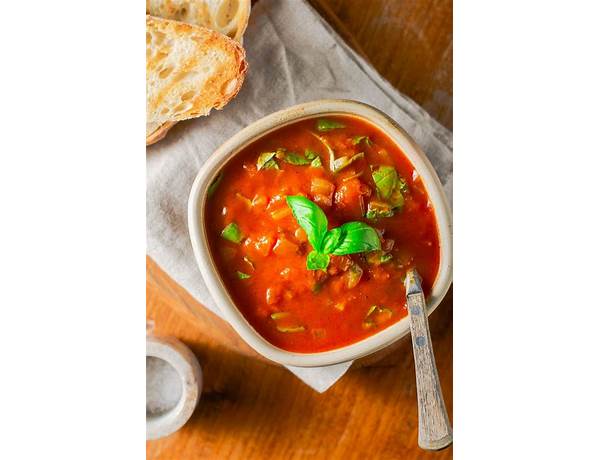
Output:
top-left (146, 15), bottom-right (247, 144)
top-left (146, 0), bottom-right (251, 42)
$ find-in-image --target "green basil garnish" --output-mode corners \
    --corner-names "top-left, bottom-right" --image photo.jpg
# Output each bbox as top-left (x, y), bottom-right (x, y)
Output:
top-left (316, 118), bottom-right (345, 132)
top-left (321, 227), bottom-right (343, 254)
top-left (304, 149), bottom-right (318, 160)
top-left (330, 222), bottom-right (381, 255)
top-left (371, 165), bottom-right (397, 200)
top-left (351, 135), bottom-right (373, 147)
top-left (285, 196), bottom-right (328, 251)
top-left (286, 195), bottom-right (381, 271)
top-left (369, 166), bottom-right (408, 217)
top-left (307, 251), bottom-right (330, 271)
top-left (207, 172), bottom-right (223, 197)
top-left (257, 152), bottom-right (280, 170)
top-left (281, 151), bottom-right (312, 166)
top-left (365, 201), bottom-right (393, 220)
top-left (221, 222), bottom-right (243, 243)
top-left (332, 152), bottom-right (364, 173)
top-left (236, 271), bottom-right (251, 279)
top-left (310, 156), bottom-right (322, 168)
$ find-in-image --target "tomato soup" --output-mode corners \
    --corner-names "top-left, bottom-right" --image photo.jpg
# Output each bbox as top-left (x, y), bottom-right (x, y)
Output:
top-left (205, 115), bottom-right (440, 353)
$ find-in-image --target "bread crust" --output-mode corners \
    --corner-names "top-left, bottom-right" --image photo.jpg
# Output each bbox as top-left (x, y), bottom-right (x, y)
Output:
top-left (146, 15), bottom-right (248, 145)
top-left (146, 121), bottom-right (178, 146)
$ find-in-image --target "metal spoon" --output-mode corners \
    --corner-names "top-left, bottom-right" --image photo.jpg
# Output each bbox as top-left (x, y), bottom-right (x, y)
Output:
top-left (405, 268), bottom-right (453, 450)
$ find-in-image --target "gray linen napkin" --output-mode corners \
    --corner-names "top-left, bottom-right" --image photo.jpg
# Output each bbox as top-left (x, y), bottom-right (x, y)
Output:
top-left (147, 0), bottom-right (453, 393)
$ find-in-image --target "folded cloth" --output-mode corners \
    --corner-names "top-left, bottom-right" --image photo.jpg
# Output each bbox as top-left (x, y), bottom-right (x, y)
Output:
top-left (147, 0), bottom-right (453, 393)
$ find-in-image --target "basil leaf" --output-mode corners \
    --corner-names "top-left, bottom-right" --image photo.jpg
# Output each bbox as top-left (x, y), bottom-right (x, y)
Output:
top-left (371, 165), bottom-right (397, 200)
top-left (351, 135), bottom-right (373, 147)
top-left (286, 195), bottom-right (328, 251)
top-left (380, 253), bottom-right (393, 263)
top-left (331, 222), bottom-right (381, 255)
top-left (257, 152), bottom-right (279, 170)
top-left (310, 156), bottom-right (322, 168)
top-left (306, 250), bottom-right (330, 271)
top-left (304, 149), bottom-right (318, 160)
top-left (236, 271), bottom-right (251, 279)
top-left (221, 222), bottom-right (243, 243)
top-left (282, 151), bottom-right (311, 165)
top-left (332, 152), bottom-right (364, 173)
top-left (316, 118), bottom-right (345, 132)
top-left (207, 172), bottom-right (223, 197)
top-left (366, 250), bottom-right (393, 265)
top-left (321, 228), bottom-right (343, 254)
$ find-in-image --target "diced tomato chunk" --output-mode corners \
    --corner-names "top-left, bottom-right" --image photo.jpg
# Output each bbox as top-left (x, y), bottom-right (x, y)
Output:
top-left (273, 235), bottom-right (299, 256)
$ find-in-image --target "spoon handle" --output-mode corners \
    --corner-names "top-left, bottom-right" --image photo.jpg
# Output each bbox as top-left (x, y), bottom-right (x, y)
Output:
top-left (407, 290), bottom-right (452, 450)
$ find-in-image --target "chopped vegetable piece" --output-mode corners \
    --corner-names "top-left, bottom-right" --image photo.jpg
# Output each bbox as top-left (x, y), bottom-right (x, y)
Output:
top-left (365, 200), bottom-right (393, 220)
top-left (273, 236), bottom-right (299, 256)
top-left (310, 156), bottom-right (322, 168)
top-left (389, 187), bottom-right (405, 210)
top-left (351, 135), bottom-right (373, 146)
top-left (236, 271), bottom-right (251, 279)
top-left (311, 177), bottom-right (335, 196)
top-left (311, 328), bottom-right (326, 339)
top-left (282, 150), bottom-right (311, 165)
top-left (294, 227), bottom-right (308, 242)
top-left (345, 263), bottom-right (364, 289)
top-left (371, 165), bottom-right (397, 200)
top-left (276, 325), bottom-right (306, 333)
top-left (316, 118), bottom-right (345, 132)
top-left (333, 301), bottom-right (346, 311)
top-left (270, 312), bottom-right (290, 320)
top-left (305, 149), bottom-right (318, 160)
top-left (397, 177), bottom-right (409, 194)
top-left (243, 256), bottom-right (255, 270)
top-left (252, 194), bottom-right (267, 208)
top-left (266, 286), bottom-right (281, 305)
top-left (221, 222), bottom-right (243, 243)
top-left (207, 172), bottom-right (223, 197)
top-left (270, 207), bottom-right (292, 220)
top-left (371, 165), bottom-right (408, 212)
top-left (366, 250), bottom-right (393, 265)
top-left (332, 152), bottom-right (364, 173)
top-left (257, 152), bottom-right (280, 170)
top-left (366, 305), bottom-right (377, 317)
top-left (381, 253), bottom-right (393, 263)
top-left (235, 192), bottom-right (253, 208)
top-left (311, 133), bottom-right (336, 169)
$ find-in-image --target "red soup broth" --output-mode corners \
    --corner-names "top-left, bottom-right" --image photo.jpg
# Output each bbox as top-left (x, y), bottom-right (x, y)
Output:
top-left (205, 115), bottom-right (440, 353)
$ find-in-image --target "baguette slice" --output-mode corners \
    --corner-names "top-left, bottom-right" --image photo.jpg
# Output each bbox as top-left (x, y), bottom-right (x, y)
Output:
top-left (146, 15), bottom-right (247, 144)
top-left (146, 0), bottom-right (251, 42)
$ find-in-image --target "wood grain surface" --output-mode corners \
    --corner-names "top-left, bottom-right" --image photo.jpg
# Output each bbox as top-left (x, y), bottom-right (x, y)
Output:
top-left (147, 0), bottom-right (453, 458)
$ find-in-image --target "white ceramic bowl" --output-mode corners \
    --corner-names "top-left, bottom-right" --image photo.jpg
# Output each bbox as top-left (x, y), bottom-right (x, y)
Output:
top-left (188, 99), bottom-right (452, 367)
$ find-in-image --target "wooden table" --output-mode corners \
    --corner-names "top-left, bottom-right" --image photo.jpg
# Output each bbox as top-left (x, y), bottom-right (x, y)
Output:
top-left (147, 1), bottom-right (453, 458)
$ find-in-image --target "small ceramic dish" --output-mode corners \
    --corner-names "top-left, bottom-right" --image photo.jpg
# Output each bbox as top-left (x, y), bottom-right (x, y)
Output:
top-left (188, 99), bottom-right (452, 367)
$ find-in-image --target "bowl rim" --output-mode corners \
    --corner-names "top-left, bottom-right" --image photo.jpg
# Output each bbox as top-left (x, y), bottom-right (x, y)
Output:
top-left (188, 99), bottom-right (452, 367)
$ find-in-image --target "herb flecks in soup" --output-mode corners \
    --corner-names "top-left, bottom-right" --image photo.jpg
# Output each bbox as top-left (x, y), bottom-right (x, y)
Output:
top-left (206, 116), bottom-right (440, 353)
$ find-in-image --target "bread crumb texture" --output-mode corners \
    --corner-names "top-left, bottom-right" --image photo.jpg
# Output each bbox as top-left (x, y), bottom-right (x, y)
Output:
top-left (146, 0), bottom-right (251, 41)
